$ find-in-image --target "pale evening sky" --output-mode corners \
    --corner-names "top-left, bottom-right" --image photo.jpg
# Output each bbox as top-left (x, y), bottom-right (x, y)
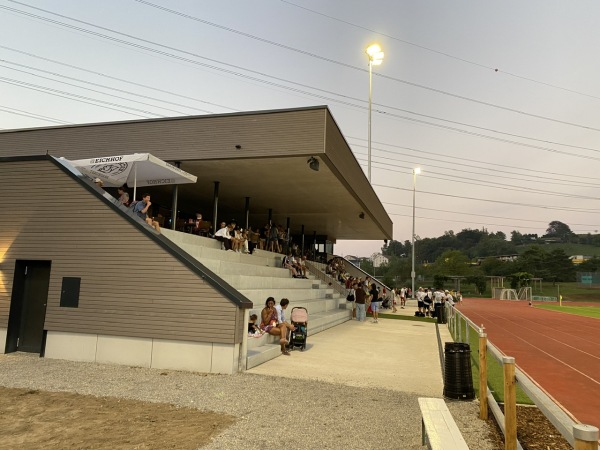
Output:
top-left (1, 1), bottom-right (599, 257)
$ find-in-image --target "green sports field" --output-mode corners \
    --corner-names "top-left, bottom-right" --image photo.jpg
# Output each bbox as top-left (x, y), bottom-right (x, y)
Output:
top-left (535, 304), bottom-right (600, 319)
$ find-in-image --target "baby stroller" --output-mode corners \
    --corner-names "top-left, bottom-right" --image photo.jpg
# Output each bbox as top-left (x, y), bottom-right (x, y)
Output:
top-left (289, 307), bottom-right (308, 351)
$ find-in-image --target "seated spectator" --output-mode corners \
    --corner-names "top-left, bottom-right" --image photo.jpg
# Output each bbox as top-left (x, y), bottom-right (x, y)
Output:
top-left (298, 255), bottom-right (308, 278)
top-left (117, 186), bottom-right (129, 206)
top-left (230, 224), bottom-right (245, 253)
top-left (275, 298), bottom-right (296, 337)
top-left (239, 228), bottom-right (250, 254)
top-left (260, 297), bottom-right (292, 356)
top-left (290, 255), bottom-right (307, 278)
top-left (214, 222), bottom-right (232, 250)
top-left (192, 213), bottom-right (211, 236)
top-left (133, 193), bottom-right (160, 233)
top-left (282, 253), bottom-right (299, 278)
top-left (248, 314), bottom-right (263, 335)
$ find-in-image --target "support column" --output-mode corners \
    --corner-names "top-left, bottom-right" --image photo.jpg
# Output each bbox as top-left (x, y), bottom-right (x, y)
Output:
top-left (244, 197), bottom-right (250, 230)
top-left (313, 231), bottom-right (317, 260)
top-left (170, 161), bottom-right (180, 230)
top-left (268, 208), bottom-right (273, 226)
top-left (301, 225), bottom-right (305, 256)
top-left (212, 181), bottom-right (220, 233)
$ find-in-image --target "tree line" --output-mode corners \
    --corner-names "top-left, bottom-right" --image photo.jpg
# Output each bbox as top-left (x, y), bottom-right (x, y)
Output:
top-left (365, 221), bottom-right (594, 291)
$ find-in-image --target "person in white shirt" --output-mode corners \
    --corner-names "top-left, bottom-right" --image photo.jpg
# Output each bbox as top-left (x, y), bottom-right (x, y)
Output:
top-left (416, 287), bottom-right (425, 314)
top-left (214, 222), bottom-right (232, 250)
top-left (400, 287), bottom-right (407, 308)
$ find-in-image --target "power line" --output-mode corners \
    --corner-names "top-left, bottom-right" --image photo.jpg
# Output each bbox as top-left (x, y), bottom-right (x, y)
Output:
top-left (373, 183), bottom-right (600, 213)
top-left (348, 136), bottom-right (600, 183)
top-left (129, 0), bottom-right (600, 133)
top-left (0, 104), bottom-right (72, 124)
top-left (387, 212), bottom-right (597, 234)
top-left (382, 201), bottom-right (600, 228)
top-left (9, 0), bottom-right (600, 135)
top-left (0, 77), bottom-right (155, 118)
top-left (5, 3), bottom-right (600, 163)
top-left (0, 45), bottom-right (239, 112)
top-left (279, 0), bottom-right (600, 102)
top-left (352, 145), bottom-right (600, 189)
top-left (357, 156), bottom-right (600, 202)
top-left (0, 63), bottom-right (195, 116)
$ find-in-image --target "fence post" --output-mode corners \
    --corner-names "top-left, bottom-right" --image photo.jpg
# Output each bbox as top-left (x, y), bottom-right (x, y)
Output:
top-left (458, 315), bottom-right (462, 342)
top-left (503, 356), bottom-right (517, 450)
top-left (573, 424), bottom-right (599, 450)
top-left (465, 319), bottom-right (469, 345)
top-left (479, 332), bottom-right (488, 420)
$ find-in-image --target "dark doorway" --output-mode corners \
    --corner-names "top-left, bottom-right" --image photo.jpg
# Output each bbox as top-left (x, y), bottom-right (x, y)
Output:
top-left (6, 260), bottom-right (52, 354)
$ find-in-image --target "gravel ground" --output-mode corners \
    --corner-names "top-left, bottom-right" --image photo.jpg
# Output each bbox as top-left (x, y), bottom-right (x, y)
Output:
top-left (0, 353), bottom-right (499, 449)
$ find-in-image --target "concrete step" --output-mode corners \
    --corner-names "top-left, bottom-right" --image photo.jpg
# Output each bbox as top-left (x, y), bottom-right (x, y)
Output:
top-left (239, 287), bottom-right (337, 305)
top-left (161, 229), bottom-right (221, 249)
top-left (221, 274), bottom-right (317, 290)
top-left (197, 259), bottom-right (292, 278)
top-left (246, 308), bottom-right (352, 369)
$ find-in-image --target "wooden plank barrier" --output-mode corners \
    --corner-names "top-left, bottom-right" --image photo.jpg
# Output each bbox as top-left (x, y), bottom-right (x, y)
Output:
top-left (479, 332), bottom-right (488, 420)
top-left (503, 356), bottom-right (517, 450)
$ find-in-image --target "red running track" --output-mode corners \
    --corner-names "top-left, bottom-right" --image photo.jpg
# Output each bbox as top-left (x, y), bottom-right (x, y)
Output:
top-left (458, 299), bottom-right (600, 430)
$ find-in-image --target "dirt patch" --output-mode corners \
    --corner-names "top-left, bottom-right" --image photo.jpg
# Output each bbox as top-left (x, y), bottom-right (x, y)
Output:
top-left (0, 386), bottom-right (235, 449)
top-left (487, 404), bottom-right (572, 450)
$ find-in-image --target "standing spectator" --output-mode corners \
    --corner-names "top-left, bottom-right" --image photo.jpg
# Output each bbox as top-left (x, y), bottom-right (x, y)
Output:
top-left (400, 286), bottom-right (407, 309)
top-left (416, 287), bottom-right (425, 314)
top-left (346, 282), bottom-right (357, 319)
top-left (392, 288), bottom-right (399, 313)
top-left (369, 283), bottom-right (380, 323)
top-left (355, 282), bottom-right (367, 322)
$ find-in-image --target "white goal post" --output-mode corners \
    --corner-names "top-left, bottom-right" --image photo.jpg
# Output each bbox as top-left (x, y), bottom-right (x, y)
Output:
top-left (492, 287), bottom-right (532, 301)
top-left (492, 288), bottom-right (519, 300)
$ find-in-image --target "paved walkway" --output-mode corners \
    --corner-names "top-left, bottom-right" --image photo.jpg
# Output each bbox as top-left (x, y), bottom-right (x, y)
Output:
top-left (249, 304), bottom-right (453, 397)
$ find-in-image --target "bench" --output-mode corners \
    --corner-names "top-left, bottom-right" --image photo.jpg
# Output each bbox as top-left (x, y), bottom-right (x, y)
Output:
top-left (418, 398), bottom-right (469, 449)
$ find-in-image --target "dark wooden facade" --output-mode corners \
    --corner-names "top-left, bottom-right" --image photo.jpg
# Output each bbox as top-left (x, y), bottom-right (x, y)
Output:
top-left (0, 157), bottom-right (247, 345)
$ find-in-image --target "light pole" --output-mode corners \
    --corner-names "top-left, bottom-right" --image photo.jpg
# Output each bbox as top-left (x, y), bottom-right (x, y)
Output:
top-left (366, 44), bottom-right (384, 183)
top-left (411, 167), bottom-right (421, 298)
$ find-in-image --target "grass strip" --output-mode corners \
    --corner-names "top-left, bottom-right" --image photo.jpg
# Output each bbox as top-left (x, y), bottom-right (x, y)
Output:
top-left (535, 304), bottom-right (600, 319)
top-left (451, 316), bottom-right (533, 405)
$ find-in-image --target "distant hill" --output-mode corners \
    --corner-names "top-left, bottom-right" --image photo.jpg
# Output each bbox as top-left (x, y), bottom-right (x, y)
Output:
top-left (515, 243), bottom-right (600, 257)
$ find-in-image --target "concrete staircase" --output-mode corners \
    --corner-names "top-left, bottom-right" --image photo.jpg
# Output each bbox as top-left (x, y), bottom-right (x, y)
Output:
top-left (161, 229), bottom-right (351, 369)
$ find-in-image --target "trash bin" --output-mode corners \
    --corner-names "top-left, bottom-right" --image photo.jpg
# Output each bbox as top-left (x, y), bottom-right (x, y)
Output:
top-left (435, 303), bottom-right (443, 323)
top-left (443, 342), bottom-right (475, 400)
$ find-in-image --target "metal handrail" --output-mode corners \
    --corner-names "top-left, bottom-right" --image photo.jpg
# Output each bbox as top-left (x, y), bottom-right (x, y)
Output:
top-left (304, 261), bottom-right (347, 296)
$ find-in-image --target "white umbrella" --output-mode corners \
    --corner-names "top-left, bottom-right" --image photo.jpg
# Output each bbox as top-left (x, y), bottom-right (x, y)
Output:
top-left (68, 153), bottom-right (197, 200)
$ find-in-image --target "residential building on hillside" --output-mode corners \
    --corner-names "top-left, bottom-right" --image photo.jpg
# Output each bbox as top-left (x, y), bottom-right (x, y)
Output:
top-left (370, 252), bottom-right (389, 268)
